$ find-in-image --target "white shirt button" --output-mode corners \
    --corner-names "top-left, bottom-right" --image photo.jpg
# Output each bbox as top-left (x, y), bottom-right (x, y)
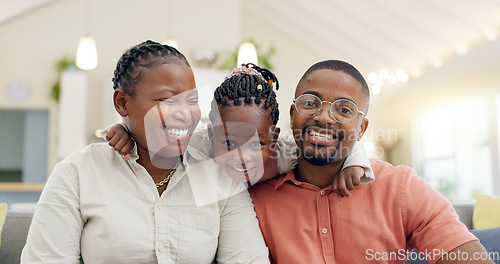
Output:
top-left (158, 245), bottom-right (165, 252)
top-left (322, 228), bottom-right (328, 234)
top-left (156, 204), bottom-right (161, 210)
top-left (320, 190), bottom-right (325, 195)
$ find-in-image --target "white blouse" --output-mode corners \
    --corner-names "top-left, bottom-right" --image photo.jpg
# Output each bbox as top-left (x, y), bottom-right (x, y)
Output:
top-left (21, 143), bottom-right (269, 264)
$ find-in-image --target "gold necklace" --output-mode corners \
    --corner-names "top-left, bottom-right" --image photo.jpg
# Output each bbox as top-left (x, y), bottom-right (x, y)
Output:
top-left (155, 159), bottom-right (181, 188)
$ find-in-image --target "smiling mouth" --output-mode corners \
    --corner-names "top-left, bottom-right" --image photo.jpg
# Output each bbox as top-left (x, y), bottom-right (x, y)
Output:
top-left (227, 164), bottom-right (254, 173)
top-left (163, 127), bottom-right (189, 136)
top-left (303, 127), bottom-right (344, 147)
top-left (308, 130), bottom-right (334, 140)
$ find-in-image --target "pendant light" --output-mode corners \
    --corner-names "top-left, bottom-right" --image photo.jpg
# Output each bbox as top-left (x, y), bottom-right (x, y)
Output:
top-left (162, 0), bottom-right (179, 50)
top-left (76, 0), bottom-right (97, 70)
top-left (163, 37), bottom-right (179, 50)
top-left (237, 40), bottom-right (258, 67)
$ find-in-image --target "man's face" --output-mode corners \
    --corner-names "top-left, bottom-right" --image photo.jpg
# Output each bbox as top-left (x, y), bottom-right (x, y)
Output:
top-left (290, 69), bottom-right (369, 166)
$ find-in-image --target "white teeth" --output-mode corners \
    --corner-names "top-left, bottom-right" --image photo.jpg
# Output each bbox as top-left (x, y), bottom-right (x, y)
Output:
top-left (165, 128), bottom-right (188, 136)
top-left (309, 130), bottom-right (333, 139)
top-left (229, 165), bottom-right (249, 172)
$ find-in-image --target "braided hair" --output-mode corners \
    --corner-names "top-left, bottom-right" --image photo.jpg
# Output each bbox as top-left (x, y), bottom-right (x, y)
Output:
top-left (210, 63), bottom-right (280, 125)
top-left (112, 40), bottom-right (190, 96)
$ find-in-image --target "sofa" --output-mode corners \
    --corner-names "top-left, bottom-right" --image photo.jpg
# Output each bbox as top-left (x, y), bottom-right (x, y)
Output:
top-left (0, 210), bottom-right (33, 263)
top-left (404, 204), bottom-right (500, 264)
top-left (1, 205), bottom-right (498, 263)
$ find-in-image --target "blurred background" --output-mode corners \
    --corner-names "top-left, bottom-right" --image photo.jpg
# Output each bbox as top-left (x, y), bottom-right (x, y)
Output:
top-left (1, 0), bottom-right (500, 207)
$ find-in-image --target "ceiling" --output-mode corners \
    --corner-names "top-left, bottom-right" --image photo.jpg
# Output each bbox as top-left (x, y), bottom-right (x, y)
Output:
top-left (2, 0), bottom-right (500, 91)
top-left (243, 0), bottom-right (500, 91)
top-left (0, 0), bottom-right (54, 25)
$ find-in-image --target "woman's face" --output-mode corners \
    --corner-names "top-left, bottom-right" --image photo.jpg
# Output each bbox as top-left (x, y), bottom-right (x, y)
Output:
top-left (211, 104), bottom-right (276, 183)
top-left (124, 62), bottom-right (200, 163)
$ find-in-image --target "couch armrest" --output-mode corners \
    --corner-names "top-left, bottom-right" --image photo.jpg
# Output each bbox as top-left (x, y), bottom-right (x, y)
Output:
top-left (453, 204), bottom-right (474, 230)
top-left (0, 210), bottom-right (34, 263)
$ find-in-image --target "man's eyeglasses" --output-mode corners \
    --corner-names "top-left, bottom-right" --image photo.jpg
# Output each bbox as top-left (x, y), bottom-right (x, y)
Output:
top-left (293, 94), bottom-right (366, 124)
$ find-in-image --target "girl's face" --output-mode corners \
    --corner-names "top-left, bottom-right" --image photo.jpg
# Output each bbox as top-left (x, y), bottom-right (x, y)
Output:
top-left (211, 104), bottom-right (277, 183)
top-left (122, 62), bottom-right (200, 163)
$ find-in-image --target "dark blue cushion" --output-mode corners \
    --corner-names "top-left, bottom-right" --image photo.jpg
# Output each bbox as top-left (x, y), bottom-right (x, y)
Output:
top-left (404, 227), bottom-right (500, 264)
top-left (470, 227), bottom-right (500, 264)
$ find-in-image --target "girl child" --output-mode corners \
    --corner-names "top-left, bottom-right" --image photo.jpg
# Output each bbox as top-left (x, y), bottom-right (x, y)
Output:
top-left (22, 40), bottom-right (269, 263)
top-left (105, 63), bottom-right (374, 198)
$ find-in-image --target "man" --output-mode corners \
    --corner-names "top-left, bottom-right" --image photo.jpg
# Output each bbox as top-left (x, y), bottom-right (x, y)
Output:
top-left (249, 60), bottom-right (492, 263)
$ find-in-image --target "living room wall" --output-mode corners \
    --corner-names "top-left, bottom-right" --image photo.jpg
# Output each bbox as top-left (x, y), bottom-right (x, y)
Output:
top-left (0, 0), bottom-right (318, 175)
top-left (1, 0), bottom-right (499, 195)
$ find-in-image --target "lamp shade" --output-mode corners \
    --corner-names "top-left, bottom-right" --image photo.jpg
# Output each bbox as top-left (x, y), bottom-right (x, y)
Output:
top-left (237, 41), bottom-right (258, 67)
top-left (76, 34), bottom-right (98, 70)
top-left (163, 37), bottom-right (179, 50)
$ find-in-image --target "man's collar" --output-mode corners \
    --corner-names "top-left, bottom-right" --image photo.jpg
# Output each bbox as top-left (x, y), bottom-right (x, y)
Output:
top-left (274, 169), bottom-right (334, 192)
top-left (274, 170), bottom-right (301, 190)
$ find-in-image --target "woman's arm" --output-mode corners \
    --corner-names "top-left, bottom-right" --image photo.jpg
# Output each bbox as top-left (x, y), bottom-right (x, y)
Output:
top-left (21, 164), bottom-right (84, 263)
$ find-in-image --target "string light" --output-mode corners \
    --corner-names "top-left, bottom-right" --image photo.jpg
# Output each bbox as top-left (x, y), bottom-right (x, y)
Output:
top-left (368, 68), bottom-right (410, 95)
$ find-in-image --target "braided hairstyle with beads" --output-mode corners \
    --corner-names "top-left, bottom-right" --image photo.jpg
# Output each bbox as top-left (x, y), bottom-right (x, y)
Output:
top-left (112, 40), bottom-right (190, 96)
top-left (210, 63), bottom-right (280, 125)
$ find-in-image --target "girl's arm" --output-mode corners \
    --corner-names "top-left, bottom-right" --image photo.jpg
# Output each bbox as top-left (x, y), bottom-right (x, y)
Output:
top-left (343, 141), bottom-right (374, 183)
top-left (101, 121), bottom-right (134, 160)
top-left (216, 189), bottom-right (270, 264)
top-left (272, 132), bottom-right (374, 197)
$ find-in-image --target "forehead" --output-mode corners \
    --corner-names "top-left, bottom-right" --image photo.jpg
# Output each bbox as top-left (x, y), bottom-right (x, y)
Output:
top-left (213, 105), bottom-right (274, 135)
top-left (140, 62), bottom-right (195, 90)
top-left (296, 69), bottom-right (365, 100)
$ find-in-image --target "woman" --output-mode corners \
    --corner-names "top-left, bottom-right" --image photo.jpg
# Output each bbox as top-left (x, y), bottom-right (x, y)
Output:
top-left (21, 40), bottom-right (269, 263)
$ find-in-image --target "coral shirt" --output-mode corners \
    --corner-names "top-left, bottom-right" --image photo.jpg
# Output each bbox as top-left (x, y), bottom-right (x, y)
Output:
top-left (249, 159), bottom-right (477, 264)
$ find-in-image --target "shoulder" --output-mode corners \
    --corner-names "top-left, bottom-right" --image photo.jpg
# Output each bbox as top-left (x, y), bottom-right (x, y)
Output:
top-left (369, 159), bottom-right (419, 186)
top-left (370, 159), bottom-right (415, 177)
top-left (53, 143), bottom-right (118, 175)
top-left (367, 159), bottom-right (437, 205)
top-left (249, 174), bottom-right (284, 200)
top-left (43, 143), bottom-right (115, 191)
top-left (58, 143), bottom-right (116, 164)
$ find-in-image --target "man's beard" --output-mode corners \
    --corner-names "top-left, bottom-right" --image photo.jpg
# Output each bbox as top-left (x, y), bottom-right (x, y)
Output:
top-left (299, 144), bottom-right (339, 166)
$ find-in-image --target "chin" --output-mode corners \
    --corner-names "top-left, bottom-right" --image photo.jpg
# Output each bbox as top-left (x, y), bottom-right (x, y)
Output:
top-left (300, 146), bottom-right (339, 166)
top-left (150, 144), bottom-right (188, 164)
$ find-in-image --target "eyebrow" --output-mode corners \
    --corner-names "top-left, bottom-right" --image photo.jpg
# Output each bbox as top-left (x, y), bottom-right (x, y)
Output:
top-left (223, 132), bottom-right (238, 138)
top-left (221, 132), bottom-right (266, 142)
top-left (154, 88), bottom-right (176, 95)
top-left (154, 88), bottom-right (198, 96)
top-left (302, 90), bottom-right (322, 98)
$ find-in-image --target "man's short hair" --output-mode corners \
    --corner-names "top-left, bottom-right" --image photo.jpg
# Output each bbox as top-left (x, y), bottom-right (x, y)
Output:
top-left (299, 60), bottom-right (370, 100)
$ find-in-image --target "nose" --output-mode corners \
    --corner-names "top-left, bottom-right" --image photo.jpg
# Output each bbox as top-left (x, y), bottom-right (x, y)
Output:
top-left (172, 102), bottom-right (192, 122)
top-left (236, 145), bottom-right (260, 166)
top-left (156, 100), bottom-right (200, 130)
top-left (313, 101), bottom-right (337, 125)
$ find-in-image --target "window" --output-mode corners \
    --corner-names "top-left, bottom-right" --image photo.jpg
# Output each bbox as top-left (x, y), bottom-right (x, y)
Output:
top-left (417, 96), bottom-right (493, 203)
top-left (0, 110), bottom-right (49, 183)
